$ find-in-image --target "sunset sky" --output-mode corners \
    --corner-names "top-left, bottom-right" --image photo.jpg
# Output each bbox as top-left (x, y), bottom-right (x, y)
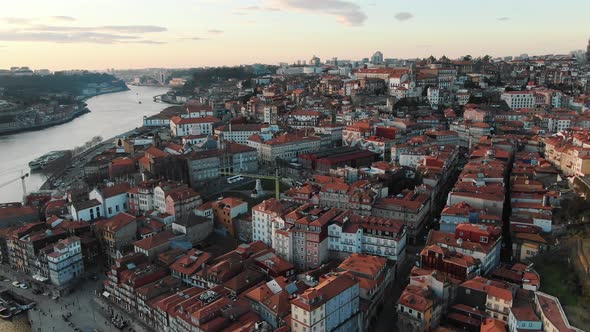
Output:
top-left (0, 0), bottom-right (588, 70)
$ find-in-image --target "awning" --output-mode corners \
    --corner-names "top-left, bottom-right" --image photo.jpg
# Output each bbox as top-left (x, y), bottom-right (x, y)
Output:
top-left (102, 291), bottom-right (110, 298)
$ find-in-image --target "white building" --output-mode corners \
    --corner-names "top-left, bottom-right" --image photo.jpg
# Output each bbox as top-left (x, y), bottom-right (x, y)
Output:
top-left (501, 91), bottom-right (535, 109)
top-left (214, 123), bottom-right (271, 145)
top-left (169, 116), bottom-right (216, 137)
top-left (255, 133), bottom-right (321, 164)
top-left (46, 237), bottom-right (84, 286)
top-left (427, 87), bottom-right (440, 107)
top-left (327, 214), bottom-right (407, 262)
top-left (70, 199), bottom-right (103, 222)
top-left (252, 199), bottom-right (295, 247)
top-left (89, 183), bottom-right (129, 218)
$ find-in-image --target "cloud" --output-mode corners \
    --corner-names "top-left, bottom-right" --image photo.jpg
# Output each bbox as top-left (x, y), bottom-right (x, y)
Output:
top-left (394, 12), bottom-right (413, 21)
top-left (184, 37), bottom-right (208, 41)
top-left (0, 26), bottom-right (166, 44)
top-left (0, 31), bottom-right (145, 44)
top-left (232, 12), bottom-right (248, 16)
top-left (28, 25), bottom-right (167, 33)
top-left (274, 0), bottom-right (366, 26)
top-left (208, 29), bottom-right (224, 34)
top-left (0, 17), bottom-right (167, 44)
top-left (1, 17), bottom-right (33, 25)
top-left (240, 6), bottom-right (260, 10)
top-left (50, 16), bottom-right (76, 22)
top-left (239, 5), bottom-right (280, 11)
top-left (497, 17), bottom-right (510, 21)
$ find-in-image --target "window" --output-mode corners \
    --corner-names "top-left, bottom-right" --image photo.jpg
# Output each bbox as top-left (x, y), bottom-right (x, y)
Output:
top-left (115, 205), bottom-right (120, 212)
top-left (108, 207), bottom-right (112, 214)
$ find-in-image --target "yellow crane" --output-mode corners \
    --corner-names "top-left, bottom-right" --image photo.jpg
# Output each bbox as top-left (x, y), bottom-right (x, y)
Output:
top-left (220, 168), bottom-right (281, 200)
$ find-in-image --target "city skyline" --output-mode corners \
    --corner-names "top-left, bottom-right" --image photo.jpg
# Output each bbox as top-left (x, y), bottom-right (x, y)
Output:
top-left (0, 0), bottom-right (589, 70)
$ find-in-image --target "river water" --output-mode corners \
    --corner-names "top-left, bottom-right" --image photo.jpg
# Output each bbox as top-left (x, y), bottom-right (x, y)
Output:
top-left (0, 85), bottom-right (169, 203)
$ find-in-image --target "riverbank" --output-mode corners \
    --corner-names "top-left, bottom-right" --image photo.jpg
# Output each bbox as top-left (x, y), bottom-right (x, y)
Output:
top-left (0, 85), bottom-right (129, 136)
top-left (0, 108), bottom-right (90, 136)
top-left (0, 85), bottom-right (170, 203)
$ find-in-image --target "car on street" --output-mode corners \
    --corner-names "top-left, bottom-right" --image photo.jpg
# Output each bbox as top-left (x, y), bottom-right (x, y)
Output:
top-left (19, 284), bottom-right (28, 289)
top-left (12, 281), bottom-right (21, 287)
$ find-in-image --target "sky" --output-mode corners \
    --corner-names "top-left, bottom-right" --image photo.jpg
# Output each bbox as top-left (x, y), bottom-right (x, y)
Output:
top-left (0, 0), bottom-right (588, 70)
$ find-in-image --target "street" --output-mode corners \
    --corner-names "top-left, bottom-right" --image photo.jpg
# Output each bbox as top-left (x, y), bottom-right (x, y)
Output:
top-left (0, 266), bottom-right (143, 332)
top-left (373, 245), bottom-right (419, 332)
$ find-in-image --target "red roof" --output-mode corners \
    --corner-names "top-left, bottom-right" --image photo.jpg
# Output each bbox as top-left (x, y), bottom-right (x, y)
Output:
top-left (99, 183), bottom-right (131, 198)
top-left (134, 230), bottom-right (176, 251)
top-left (96, 213), bottom-right (137, 232)
top-left (171, 116), bottom-right (217, 125)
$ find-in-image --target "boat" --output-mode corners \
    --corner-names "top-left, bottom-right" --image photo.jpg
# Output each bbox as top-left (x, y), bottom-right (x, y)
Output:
top-left (28, 161), bottom-right (43, 170)
top-left (28, 150), bottom-right (70, 171)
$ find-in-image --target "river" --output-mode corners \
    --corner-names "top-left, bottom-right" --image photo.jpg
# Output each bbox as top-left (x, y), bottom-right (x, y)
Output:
top-left (0, 85), bottom-right (170, 203)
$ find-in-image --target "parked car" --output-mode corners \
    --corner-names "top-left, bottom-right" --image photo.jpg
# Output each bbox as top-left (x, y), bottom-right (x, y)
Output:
top-left (11, 281), bottom-right (21, 288)
top-left (19, 284), bottom-right (28, 289)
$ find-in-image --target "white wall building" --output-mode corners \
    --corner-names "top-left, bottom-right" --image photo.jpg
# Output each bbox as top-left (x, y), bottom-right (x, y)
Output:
top-left (70, 199), bottom-right (103, 222)
top-left (46, 237), bottom-right (84, 286)
top-left (169, 116), bottom-right (216, 137)
top-left (501, 91), bottom-right (535, 109)
top-left (89, 184), bottom-right (129, 218)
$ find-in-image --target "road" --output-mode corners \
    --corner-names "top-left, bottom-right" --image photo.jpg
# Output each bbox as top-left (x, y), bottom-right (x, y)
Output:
top-left (42, 127), bottom-right (158, 191)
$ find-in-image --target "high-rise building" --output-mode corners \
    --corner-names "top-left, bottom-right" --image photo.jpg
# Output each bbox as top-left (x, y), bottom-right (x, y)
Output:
top-left (371, 51), bottom-right (384, 65)
top-left (586, 38), bottom-right (590, 62)
top-left (309, 55), bottom-right (321, 66)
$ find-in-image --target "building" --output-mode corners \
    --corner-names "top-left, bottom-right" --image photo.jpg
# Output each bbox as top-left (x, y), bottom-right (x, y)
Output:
top-left (508, 298), bottom-right (542, 332)
top-left (282, 205), bottom-right (343, 270)
top-left (252, 199), bottom-right (297, 247)
top-left (396, 284), bottom-right (441, 332)
top-left (371, 51), bottom-right (384, 65)
top-left (171, 213), bottom-right (213, 245)
top-left (169, 248), bottom-right (212, 286)
top-left (426, 224), bottom-right (502, 274)
top-left (460, 277), bottom-right (513, 322)
top-left (372, 188), bottom-right (431, 244)
top-left (534, 292), bottom-right (584, 332)
top-left (290, 272), bottom-right (361, 332)
top-left (501, 91), bottom-right (535, 110)
top-left (328, 213), bottom-right (407, 262)
top-left (126, 181), bottom-right (157, 215)
top-left (214, 123), bottom-right (269, 144)
top-left (70, 199), bottom-right (103, 222)
top-left (164, 187), bottom-right (202, 222)
top-left (336, 254), bottom-right (395, 328)
top-left (169, 116), bottom-right (216, 137)
top-left (89, 183), bottom-right (130, 219)
top-left (212, 197), bottom-right (248, 237)
top-left (45, 236), bottom-right (84, 286)
top-left (244, 277), bottom-right (306, 329)
top-left (133, 230), bottom-right (179, 259)
top-left (95, 213), bottom-right (138, 265)
top-left (255, 132), bottom-right (321, 165)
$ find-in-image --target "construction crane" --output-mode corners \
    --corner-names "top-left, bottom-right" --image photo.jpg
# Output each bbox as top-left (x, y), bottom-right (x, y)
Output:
top-left (220, 168), bottom-right (281, 200)
top-left (0, 172), bottom-right (29, 201)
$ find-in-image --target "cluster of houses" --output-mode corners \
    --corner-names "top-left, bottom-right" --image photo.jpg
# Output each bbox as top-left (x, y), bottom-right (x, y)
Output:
top-left (1, 52), bottom-right (589, 331)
